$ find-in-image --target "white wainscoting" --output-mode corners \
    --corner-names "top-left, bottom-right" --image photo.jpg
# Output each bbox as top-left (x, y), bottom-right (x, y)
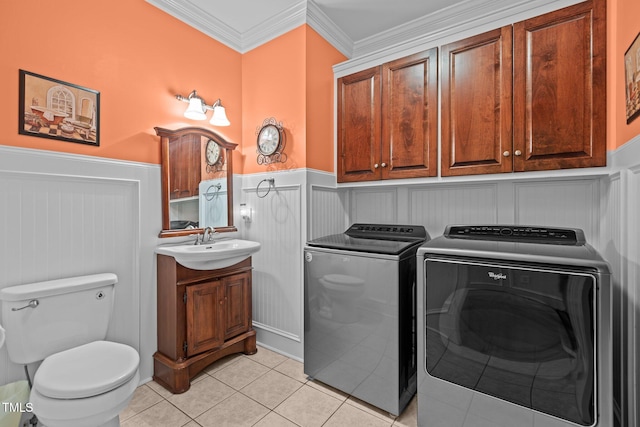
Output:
top-left (601, 135), bottom-right (640, 426)
top-left (0, 146), bottom-right (161, 386)
top-left (329, 178), bottom-right (600, 243)
top-left (239, 171), bottom-right (306, 360)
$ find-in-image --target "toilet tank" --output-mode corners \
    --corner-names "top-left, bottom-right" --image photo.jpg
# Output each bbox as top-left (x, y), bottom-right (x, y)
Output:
top-left (0, 273), bottom-right (117, 364)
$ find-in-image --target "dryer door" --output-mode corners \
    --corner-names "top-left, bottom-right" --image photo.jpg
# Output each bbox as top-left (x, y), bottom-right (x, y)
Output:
top-left (424, 257), bottom-right (597, 426)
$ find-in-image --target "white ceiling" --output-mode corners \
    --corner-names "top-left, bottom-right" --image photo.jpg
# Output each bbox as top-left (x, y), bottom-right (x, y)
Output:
top-left (146, 0), bottom-right (471, 56)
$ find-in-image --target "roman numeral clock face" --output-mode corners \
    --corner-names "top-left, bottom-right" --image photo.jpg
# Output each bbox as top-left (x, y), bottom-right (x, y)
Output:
top-left (206, 139), bottom-right (220, 165)
top-left (257, 124), bottom-right (281, 156)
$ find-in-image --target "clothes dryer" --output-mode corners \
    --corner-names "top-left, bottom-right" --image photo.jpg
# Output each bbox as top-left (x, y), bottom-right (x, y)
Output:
top-left (416, 225), bottom-right (613, 427)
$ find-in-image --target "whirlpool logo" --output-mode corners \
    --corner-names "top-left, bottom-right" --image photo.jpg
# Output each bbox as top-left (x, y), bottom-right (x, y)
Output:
top-left (488, 271), bottom-right (507, 280)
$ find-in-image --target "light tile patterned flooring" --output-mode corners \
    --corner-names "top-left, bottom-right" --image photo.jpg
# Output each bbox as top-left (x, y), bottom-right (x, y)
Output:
top-left (121, 346), bottom-right (417, 427)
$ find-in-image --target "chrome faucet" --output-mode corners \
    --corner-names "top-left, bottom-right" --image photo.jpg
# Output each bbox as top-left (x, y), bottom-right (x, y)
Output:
top-left (202, 227), bottom-right (216, 243)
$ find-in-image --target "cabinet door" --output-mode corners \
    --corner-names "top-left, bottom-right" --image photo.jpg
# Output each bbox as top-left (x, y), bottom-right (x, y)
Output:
top-left (441, 26), bottom-right (513, 176)
top-left (381, 48), bottom-right (438, 179)
top-left (169, 134), bottom-right (201, 199)
top-left (337, 67), bottom-right (382, 182)
top-left (513, 0), bottom-right (606, 171)
top-left (186, 280), bottom-right (224, 356)
top-left (223, 272), bottom-right (251, 340)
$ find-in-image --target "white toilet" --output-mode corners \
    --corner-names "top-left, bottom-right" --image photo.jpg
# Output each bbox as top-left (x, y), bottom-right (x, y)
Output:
top-left (0, 273), bottom-right (140, 427)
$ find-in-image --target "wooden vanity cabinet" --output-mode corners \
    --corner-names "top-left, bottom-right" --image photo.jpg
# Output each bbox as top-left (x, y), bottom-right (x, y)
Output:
top-left (154, 256), bottom-right (256, 394)
top-left (442, 0), bottom-right (606, 176)
top-left (337, 48), bottom-right (438, 183)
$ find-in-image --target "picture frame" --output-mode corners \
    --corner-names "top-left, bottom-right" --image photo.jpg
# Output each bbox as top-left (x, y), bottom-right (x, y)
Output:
top-left (19, 70), bottom-right (100, 146)
top-left (624, 32), bottom-right (640, 124)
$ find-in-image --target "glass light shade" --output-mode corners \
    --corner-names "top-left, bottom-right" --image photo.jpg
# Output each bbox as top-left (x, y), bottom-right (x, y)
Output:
top-left (184, 97), bottom-right (207, 120)
top-left (210, 105), bottom-right (230, 126)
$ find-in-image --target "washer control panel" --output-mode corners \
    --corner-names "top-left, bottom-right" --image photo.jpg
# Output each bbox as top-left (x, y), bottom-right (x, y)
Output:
top-left (445, 225), bottom-right (585, 245)
top-left (346, 223), bottom-right (427, 241)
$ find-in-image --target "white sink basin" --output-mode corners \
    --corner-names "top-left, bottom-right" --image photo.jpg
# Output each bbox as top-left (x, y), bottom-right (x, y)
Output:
top-left (156, 239), bottom-right (261, 270)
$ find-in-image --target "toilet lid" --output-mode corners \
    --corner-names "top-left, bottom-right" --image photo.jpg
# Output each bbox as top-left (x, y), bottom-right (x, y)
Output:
top-left (34, 340), bottom-right (139, 399)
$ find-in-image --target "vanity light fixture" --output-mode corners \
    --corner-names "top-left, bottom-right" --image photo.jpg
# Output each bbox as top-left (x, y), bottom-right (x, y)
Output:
top-left (175, 90), bottom-right (230, 126)
top-left (240, 203), bottom-right (252, 223)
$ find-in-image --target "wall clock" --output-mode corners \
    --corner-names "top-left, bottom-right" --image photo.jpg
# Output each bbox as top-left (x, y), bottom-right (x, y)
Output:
top-left (256, 118), bottom-right (286, 164)
top-left (205, 139), bottom-right (224, 172)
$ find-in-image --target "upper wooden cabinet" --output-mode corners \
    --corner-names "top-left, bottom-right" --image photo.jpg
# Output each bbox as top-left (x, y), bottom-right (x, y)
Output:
top-left (441, 26), bottom-right (514, 176)
top-left (442, 0), bottom-right (605, 176)
top-left (338, 49), bottom-right (438, 182)
top-left (513, 0), bottom-right (606, 172)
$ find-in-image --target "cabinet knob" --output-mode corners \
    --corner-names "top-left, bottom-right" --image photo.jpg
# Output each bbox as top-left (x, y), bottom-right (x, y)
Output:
top-left (514, 150), bottom-right (522, 156)
top-left (374, 163), bottom-right (379, 169)
top-left (381, 163), bottom-right (387, 168)
top-left (503, 151), bottom-right (511, 157)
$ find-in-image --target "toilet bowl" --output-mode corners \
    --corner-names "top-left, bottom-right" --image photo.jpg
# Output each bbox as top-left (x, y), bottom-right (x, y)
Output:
top-left (0, 274), bottom-right (140, 427)
top-left (319, 273), bottom-right (365, 323)
top-left (30, 341), bottom-right (140, 427)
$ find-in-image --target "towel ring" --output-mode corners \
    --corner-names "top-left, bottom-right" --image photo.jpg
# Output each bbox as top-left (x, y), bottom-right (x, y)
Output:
top-left (256, 178), bottom-right (275, 198)
top-left (204, 183), bottom-right (222, 201)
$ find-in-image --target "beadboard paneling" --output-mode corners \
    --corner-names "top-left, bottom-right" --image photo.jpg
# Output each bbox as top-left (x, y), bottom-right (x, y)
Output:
top-left (350, 187), bottom-right (398, 224)
top-left (408, 183), bottom-right (499, 236)
top-left (0, 171), bottom-right (139, 382)
top-left (628, 165), bottom-right (640, 427)
top-left (514, 179), bottom-right (600, 245)
top-left (309, 185), bottom-right (347, 240)
top-left (242, 180), bottom-right (302, 347)
top-left (0, 146), bottom-right (161, 386)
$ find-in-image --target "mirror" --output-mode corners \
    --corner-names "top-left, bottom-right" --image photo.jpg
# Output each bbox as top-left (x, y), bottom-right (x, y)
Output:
top-left (155, 126), bottom-right (237, 238)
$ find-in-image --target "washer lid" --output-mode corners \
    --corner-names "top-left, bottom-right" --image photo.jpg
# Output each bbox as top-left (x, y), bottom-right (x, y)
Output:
top-left (34, 341), bottom-right (139, 399)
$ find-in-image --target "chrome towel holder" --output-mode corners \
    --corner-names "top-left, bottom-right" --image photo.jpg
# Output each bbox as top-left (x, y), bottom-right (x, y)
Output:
top-left (256, 178), bottom-right (275, 198)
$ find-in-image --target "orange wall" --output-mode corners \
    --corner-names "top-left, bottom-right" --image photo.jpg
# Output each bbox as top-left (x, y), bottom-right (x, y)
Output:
top-left (241, 26), bottom-right (307, 174)
top-left (306, 28), bottom-right (348, 172)
top-left (611, 0), bottom-right (640, 148)
top-left (3, 1), bottom-right (636, 168)
top-left (0, 0), bottom-right (242, 164)
top-left (240, 25), bottom-right (344, 174)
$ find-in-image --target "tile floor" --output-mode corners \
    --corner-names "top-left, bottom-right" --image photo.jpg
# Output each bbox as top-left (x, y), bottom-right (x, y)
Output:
top-left (121, 346), bottom-right (417, 427)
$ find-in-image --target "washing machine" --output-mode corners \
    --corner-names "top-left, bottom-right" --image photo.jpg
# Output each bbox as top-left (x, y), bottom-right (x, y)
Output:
top-left (304, 223), bottom-right (429, 415)
top-left (416, 225), bottom-right (613, 427)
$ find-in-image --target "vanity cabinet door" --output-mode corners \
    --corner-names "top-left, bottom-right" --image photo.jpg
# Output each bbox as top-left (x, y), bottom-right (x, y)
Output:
top-left (223, 272), bottom-right (251, 340)
top-left (186, 280), bottom-right (224, 357)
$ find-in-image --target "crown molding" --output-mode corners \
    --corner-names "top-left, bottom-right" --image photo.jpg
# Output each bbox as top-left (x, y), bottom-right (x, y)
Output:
top-left (240, 2), bottom-right (308, 53)
top-left (335, 0), bottom-right (582, 75)
top-left (146, 0), bottom-right (243, 51)
top-left (148, 0), bottom-right (582, 60)
top-left (305, 1), bottom-right (353, 58)
top-left (146, 0), bottom-right (308, 53)
top-left (147, 0), bottom-right (354, 55)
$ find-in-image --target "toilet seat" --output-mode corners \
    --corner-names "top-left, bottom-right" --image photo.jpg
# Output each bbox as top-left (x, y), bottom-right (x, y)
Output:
top-left (34, 340), bottom-right (139, 399)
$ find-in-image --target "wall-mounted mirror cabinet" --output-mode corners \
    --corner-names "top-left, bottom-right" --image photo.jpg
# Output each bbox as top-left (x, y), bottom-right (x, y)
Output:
top-left (155, 126), bottom-right (237, 238)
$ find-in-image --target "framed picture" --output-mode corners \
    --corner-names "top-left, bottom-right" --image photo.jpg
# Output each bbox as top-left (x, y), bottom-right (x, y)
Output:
top-left (625, 33), bottom-right (640, 124)
top-left (19, 70), bottom-right (100, 146)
